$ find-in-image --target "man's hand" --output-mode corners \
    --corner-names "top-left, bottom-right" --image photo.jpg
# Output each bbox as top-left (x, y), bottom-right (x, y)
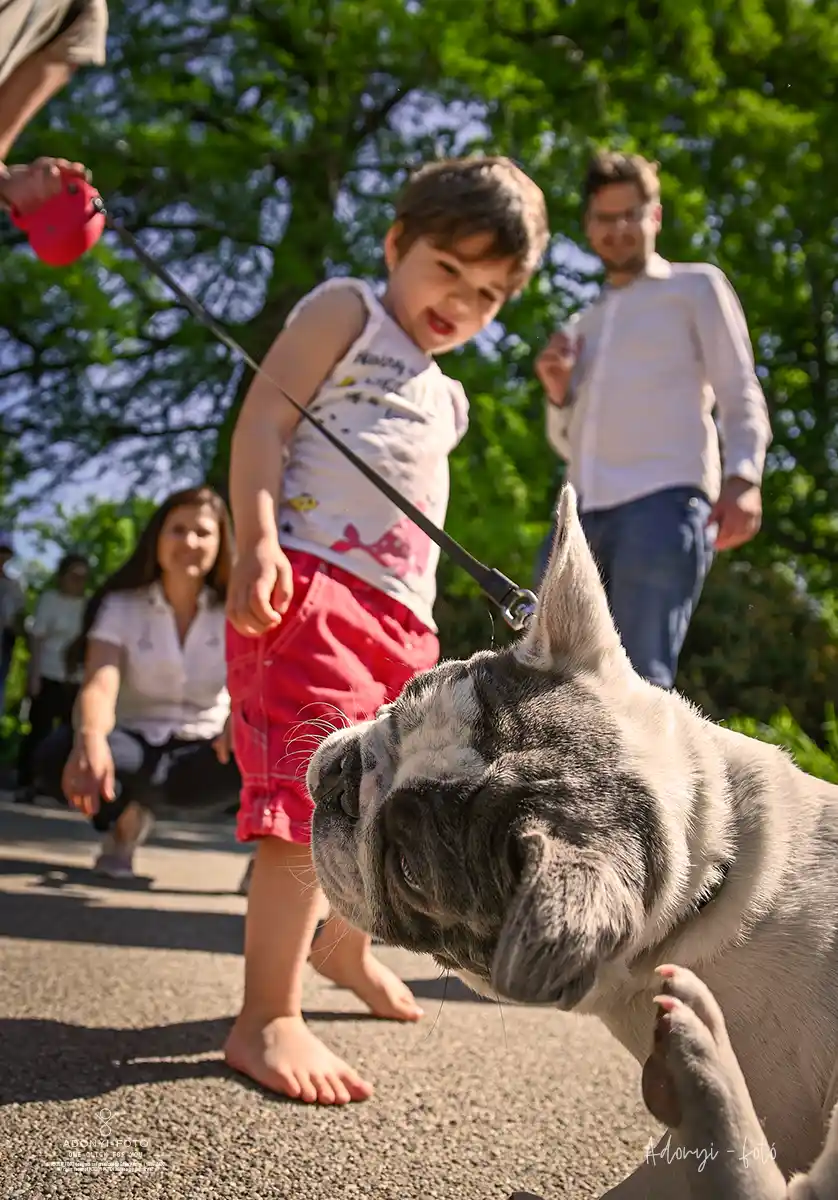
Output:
top-left (707, 477), bottom-right (762, 551)
top-left (0, 157), bottom-right (91, 214)
top-left (535, 331), bottom-right (582, 407)
top-left (226, 538), bottom-right (294, 638)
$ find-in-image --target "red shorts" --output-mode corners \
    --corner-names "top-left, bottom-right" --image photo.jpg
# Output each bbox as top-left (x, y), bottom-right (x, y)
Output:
top-left (226, 550), bottom-right (440, 844)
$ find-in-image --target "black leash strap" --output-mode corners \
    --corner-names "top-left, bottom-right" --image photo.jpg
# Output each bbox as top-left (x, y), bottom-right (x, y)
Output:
top-left (94, 201), bottom-right (538, 632)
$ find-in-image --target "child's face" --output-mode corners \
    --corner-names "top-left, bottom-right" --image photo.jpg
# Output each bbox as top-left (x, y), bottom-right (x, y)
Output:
top-left (384, 230), bottom-right (517, 354)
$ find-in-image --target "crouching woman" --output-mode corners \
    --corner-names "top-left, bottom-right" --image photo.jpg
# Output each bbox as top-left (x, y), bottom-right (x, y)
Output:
top-left (34, 485), bottom-right (242, 879)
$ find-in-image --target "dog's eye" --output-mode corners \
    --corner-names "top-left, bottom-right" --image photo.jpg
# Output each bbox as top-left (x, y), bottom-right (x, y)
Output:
top-left (399, 854), bottom-right (421, 891)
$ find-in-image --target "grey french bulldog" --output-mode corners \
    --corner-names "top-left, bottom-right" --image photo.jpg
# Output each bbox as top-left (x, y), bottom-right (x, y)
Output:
top-left (308, 482), bottom-right (838, 1199)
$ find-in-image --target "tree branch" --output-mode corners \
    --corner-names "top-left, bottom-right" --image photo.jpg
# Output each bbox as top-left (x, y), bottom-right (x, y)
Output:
top-left (4, 416), bottom-right (223, 441)
top-left (352, 85), bottom-right (411, 145)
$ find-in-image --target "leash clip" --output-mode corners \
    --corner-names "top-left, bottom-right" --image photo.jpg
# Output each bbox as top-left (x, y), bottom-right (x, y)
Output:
top-left (500, 586), bottom-right (538, 632)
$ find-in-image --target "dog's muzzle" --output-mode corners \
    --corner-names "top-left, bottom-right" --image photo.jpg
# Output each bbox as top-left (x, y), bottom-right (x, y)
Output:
top-left (311, 736), bottom-right (362, 821)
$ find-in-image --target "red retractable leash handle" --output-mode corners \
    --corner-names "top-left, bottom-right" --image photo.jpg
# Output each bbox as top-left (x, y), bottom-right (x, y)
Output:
top-left (8, 169), bottom-right (105, 267)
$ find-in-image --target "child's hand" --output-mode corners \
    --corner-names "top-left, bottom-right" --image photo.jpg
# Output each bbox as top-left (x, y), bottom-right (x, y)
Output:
top-left (227, 539), bottom-right (294, 637)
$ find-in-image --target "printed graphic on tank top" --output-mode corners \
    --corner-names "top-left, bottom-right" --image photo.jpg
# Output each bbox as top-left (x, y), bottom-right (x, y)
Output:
top-left (278, 278), bottom-right (469, 632)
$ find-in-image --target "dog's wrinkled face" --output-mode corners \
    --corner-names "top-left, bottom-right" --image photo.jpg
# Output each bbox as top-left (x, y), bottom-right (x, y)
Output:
top-left (309, 485), bottom-right (673, 1007)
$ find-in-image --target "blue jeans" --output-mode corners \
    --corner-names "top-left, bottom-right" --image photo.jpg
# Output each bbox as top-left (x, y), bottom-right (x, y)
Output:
top-left (534, 486), bottom-right (715, 689)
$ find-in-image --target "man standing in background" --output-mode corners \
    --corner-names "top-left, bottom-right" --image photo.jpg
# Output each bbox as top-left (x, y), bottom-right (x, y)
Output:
top-left (535, 149), bottom-right (772, 690)
top-left (0, 0), bottom-right (107, 213)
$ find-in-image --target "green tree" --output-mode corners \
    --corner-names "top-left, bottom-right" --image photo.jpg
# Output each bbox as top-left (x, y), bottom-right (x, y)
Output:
top-left (18, 495), bottom-right (158, 592)
top-left (2, 0), bottom-right (837, 741)
top-left (1, 495), bottom-right (155, 753)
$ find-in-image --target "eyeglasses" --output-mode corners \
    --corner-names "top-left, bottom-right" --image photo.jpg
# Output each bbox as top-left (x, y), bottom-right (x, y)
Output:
top-left (588, 204), bottom-right (649, 227)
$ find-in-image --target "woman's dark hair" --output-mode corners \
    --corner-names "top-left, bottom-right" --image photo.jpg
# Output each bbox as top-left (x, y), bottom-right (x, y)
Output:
top-left (55, 552), bottom-right (89, 585)
top-left (66, 485), bottom-right (233, 676)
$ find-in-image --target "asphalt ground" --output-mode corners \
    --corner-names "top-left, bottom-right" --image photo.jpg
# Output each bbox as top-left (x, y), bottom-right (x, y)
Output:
top-left (0, 796), bottom-right (661, 1199)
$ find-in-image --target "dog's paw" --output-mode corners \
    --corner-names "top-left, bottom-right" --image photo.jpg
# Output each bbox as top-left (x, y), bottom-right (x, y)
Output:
top-left (641, 963), bottom-right (777, 1164)
top-left (638, 965), bottom-right (790, 1198)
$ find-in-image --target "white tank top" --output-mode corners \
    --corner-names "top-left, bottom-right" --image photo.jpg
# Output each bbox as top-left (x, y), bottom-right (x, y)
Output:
top-left (278, 278), bottom-right (469, 632)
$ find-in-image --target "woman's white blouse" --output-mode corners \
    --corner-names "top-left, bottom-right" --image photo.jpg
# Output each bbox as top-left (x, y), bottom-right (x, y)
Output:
top-left (87, 583), bottom-right (230, 745)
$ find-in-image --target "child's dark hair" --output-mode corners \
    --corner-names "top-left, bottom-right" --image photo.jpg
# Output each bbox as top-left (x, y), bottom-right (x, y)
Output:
top-left (392, 155), bottom-right (550, 295)
top-left (582, 150), bottom-right (661, 210)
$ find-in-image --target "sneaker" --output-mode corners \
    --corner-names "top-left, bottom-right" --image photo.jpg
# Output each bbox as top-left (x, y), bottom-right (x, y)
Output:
top-left (94, 849), bottom-right (136, 879)
top-left (93, 806), bottom-right (154, 880)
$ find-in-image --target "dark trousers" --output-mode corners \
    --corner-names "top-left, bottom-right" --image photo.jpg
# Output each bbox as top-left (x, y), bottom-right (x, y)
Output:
top-left (535, 485), bottom-right (715, 689)
top-left (33, 724), bottom-right (242, 832)
top-left (16, 676), bottom-right (79, 787)
top-left (0, 627), bottom-right (15, 702)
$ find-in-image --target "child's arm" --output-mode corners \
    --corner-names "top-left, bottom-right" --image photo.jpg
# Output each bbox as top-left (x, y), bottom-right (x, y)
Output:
top-left (227, 286), bottom-right (367, 637)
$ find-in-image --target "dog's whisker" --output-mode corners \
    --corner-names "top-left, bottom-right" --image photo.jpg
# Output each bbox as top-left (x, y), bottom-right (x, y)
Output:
top-left (417, 967), bottom-right (451, 1047)
top-left (309, 917), bottom-right (353, 970)
top-left (291, 703), bottom-right (353, 734)
top-left (285, 717), bottom-right (343, 746)
top-left (493, 989), bottom-right (508, 1052)
top-left (310, 702), bottom-right (353, 730)
top-left (285, 731), bottom-right (334, 754)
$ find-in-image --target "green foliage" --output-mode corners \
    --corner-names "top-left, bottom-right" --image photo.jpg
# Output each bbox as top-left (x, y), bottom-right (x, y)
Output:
top-left (1, 496), bottom-right (157, 756)
top-left (1, 0), bottom-right (837, 747)
top-left (676, 552), bottom-right (838, 743)
top-left (19, 496), bottom-right (159, 594)
top-left (723, 706), bottom-right (838, 786)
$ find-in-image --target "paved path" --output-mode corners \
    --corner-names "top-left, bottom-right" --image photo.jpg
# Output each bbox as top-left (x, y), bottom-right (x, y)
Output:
top-left (0, 797), bottom-right (660, 1199)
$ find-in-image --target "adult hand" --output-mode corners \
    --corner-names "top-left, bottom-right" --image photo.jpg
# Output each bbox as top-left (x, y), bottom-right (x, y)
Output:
top-left (213, 716), bottom-right (233, 765)
top-left (26, 673), bottom-right (42, 699)
top-left (226, 538), bottom-right (294, 638)
top-left (535, 331), bottom-right (583, 407)
top-left (707, 477), bottom-right (763, 552)
top-left (0, 158), bottom-right (92, 215)
top-left (62, 732), bottom-right (115, 817)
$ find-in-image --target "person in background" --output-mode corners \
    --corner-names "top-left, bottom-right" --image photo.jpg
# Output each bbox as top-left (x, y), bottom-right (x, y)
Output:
top-left (14, 552), bottom-right (89, 804)
top-left (0, 0), bottom-right (107, 213)
top-left (33, 486), bottom-right (241, 879)
top-left (534, 149), bottom-right (772, 690)
top-left (0, 531), bottom-right (25, 709)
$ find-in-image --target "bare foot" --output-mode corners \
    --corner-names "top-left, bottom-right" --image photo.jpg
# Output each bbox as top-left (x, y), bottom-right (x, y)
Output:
top-left (309, 917), bottom-right (424, 1021)
top-left (224, 1014), bottom-right (374, 1105)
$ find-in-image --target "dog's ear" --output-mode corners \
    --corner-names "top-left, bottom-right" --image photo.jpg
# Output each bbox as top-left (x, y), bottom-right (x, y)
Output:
top-left (491, 823), bottom-right (643, 1007)
top-left (517, 483), bottom-right (628, 676)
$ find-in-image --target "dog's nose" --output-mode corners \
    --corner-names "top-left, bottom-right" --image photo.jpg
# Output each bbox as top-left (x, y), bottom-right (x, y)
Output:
top-left (338, 755), bottom-right (361, 820)
top-left (312, 742), bottom-right (361, 821)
